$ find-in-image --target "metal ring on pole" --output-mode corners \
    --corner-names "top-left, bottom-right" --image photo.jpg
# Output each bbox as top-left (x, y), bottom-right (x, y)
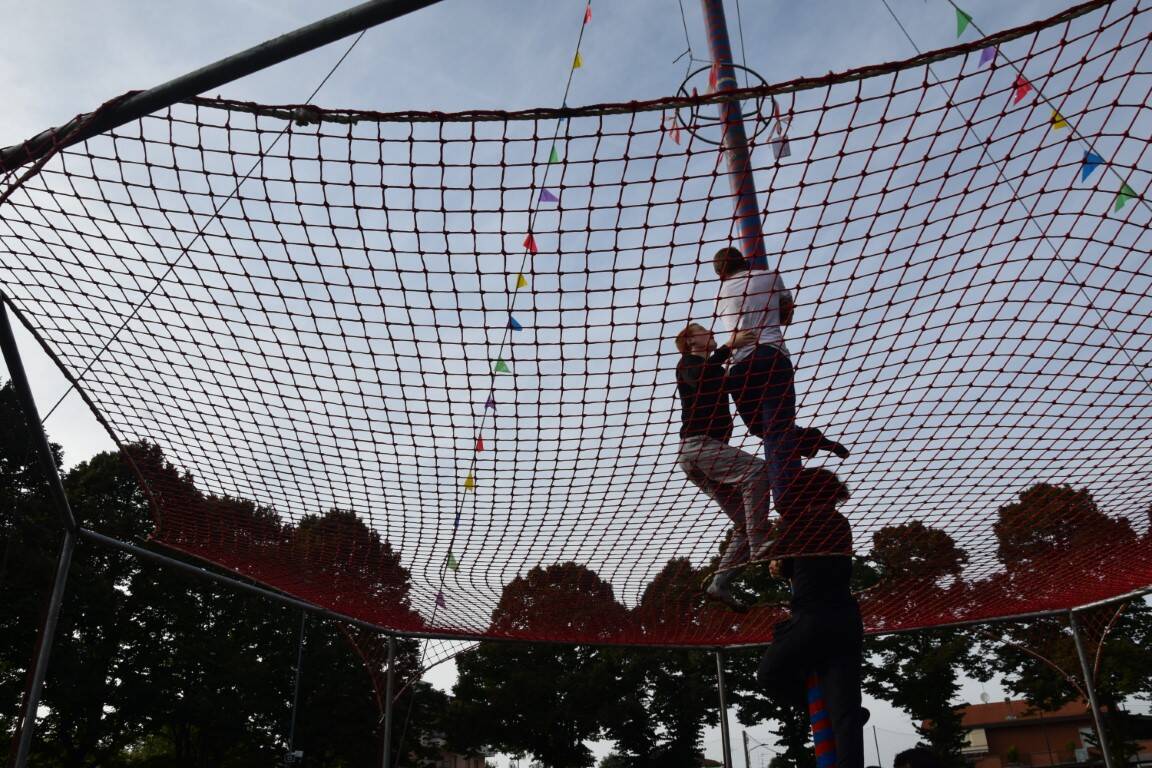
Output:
top-left (673, 63), bottom-right (779, 146)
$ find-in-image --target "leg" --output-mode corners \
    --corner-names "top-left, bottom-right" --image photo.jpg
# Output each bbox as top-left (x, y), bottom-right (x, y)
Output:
top-left (814, 607), bottom-right (866, 768)
top-left (683, 436), bottom-right (772, 557)
top-left (755, 347), bottom-right (801, 512)
top-left (757, 614), bottom-right (817, 702)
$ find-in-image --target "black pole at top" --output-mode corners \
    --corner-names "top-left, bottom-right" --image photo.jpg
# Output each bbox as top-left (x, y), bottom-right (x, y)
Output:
top-left (0, 0), bottom-right (447, 173)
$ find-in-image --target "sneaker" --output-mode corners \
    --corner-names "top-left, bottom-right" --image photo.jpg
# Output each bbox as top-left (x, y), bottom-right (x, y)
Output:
top-left (705, 583), bottom-right (750, 613)
top-left (794, 427), bottom-right (850, 460)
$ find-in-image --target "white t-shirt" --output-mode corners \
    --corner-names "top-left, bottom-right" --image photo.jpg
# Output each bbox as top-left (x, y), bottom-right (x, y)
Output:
top-left (715, 269), bottom-right (793, 363)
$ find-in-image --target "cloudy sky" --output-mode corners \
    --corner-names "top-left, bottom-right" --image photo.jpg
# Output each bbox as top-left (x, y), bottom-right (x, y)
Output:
top-left (4, 0), bottom-right (1148, 765)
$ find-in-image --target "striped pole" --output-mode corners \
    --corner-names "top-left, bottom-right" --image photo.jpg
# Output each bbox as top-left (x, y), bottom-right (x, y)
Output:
top-left (807, 672), bottom-right (838, 768)
top-left (698, 0), bottom-right (768, 269)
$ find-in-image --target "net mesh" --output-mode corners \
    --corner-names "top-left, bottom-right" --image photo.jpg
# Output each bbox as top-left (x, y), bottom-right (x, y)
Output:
top-left (1, 0), bottom-right (1150, 646)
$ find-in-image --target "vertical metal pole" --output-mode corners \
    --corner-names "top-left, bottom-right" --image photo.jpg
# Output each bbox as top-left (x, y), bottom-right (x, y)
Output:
top-left (287, 611), bottom-right (308, 752)
top-left (716, 650), bottom-right (734, 768)
top-left (1069, 611), bottom-right (1116, 768)
top-left (0, 298), bottom-right (80, 768)
top-left (743, 729), bottom-right (752, 768)
top-left (698, 0), bottom-right (769, 269)
top-left (873, 724), bottom-right (883, 768)
top-left (382, 636), bottom-right (397, 768)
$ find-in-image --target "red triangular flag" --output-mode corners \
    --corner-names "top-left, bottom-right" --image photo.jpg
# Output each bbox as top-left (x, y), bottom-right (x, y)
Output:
top-left (476, 437), bottom-right (485, 452)
top-left (708, 63), bottom-right (719, 91)
top-left (523, 233), bottom-right (538, 254)
top-left (1013, 75), bottom-right (1032, 104)
top-left (584, 5), bottom-right (591, 23)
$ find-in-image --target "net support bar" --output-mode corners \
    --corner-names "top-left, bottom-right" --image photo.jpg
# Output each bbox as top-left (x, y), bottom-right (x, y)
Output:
top-left (716, 650), bottom-right (734, 768)
top-left (1069, 611), bottom-right (1116, 768)
top-left (0, 0), bottom-right (446, 172)
top-left (382, 636), bottom-right (397, 768)
top-left (0, 298), bottom-right (81, 768)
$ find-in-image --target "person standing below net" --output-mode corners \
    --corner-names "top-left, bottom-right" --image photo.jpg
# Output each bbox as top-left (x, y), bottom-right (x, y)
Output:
top-left (674, 322), bottom-right (770, 611)
top-left (713, 246), bottom-right (803, 512)
top-left (757, 468), bottom-right (867, 768)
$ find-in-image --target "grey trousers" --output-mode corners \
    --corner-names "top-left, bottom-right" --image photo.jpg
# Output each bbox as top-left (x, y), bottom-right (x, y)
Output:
top-left (677, 434), bottom-right (773, 572)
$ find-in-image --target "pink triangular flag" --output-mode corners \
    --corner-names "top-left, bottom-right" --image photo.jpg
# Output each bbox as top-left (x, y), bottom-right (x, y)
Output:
top-left (523, 233), bottom-right (538, 254)
top-left (584, 5), bottom-right (591, 23)
top-left (539, 188), bottom-right (559, 204)
top-left (708, 63), bottom-right (719, 92)
top-left (1013, 75), bottom-right (1032, 104)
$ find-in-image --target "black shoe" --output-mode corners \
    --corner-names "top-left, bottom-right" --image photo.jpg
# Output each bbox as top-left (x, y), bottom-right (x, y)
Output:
top-left (705, 583), bottom-right (751, 613)
top-left (794, 426), bottom-right (850, 460)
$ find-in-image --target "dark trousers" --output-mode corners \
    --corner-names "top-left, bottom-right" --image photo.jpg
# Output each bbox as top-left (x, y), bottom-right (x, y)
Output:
top-left (726, 344), bottom-right (801, 509)
top-left (757, 604), bottom-right (865, 768)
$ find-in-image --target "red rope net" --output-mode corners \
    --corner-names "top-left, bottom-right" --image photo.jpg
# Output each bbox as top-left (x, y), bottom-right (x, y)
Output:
top-left (1, 0), bottom-right (1150, 646)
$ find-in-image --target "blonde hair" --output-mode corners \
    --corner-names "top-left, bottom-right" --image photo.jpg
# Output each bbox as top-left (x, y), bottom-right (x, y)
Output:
top-left (675, 323), bottom-right (707, 355)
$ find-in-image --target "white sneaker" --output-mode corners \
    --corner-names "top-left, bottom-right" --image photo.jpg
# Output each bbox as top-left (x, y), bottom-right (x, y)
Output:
top-left (705, 582), bottom-right (750, 613)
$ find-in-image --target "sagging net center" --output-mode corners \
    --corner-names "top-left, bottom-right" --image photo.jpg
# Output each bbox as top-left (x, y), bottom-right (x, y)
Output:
top-left (1, 0), bottom-right (1150, 646)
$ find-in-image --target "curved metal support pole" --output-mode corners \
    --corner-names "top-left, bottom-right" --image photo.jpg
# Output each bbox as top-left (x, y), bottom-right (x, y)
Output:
top-left (1069, 611), bottom-right (1116, 768)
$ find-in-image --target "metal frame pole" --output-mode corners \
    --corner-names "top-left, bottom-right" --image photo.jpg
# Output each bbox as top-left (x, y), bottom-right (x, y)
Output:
top-left (743, 730), bottom-right (752, 768)
top-left (382, 636), bottom-right (397, 768)
top-left (0, 0), bottom-right (446, 172)
top-left (716, 650), bottom-right (734, 768)
top-left (698, 0), bottom-right (769, 269)
top-left (0, 298), bottom-right (80, 768)
top-left (1069, 611), bottom-right (1116, 768)
top-left (287, 611), bottom-right (308, 755)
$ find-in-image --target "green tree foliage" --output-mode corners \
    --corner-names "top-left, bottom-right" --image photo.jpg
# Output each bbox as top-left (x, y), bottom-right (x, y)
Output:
top-left (0, 381), bottom-right (438, 767)
top-left (977, 483), bottom-right (1152, 765)
top-left (863, 522), bottom-right (975, 768)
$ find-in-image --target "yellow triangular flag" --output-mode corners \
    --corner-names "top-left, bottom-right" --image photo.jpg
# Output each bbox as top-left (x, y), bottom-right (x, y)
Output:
top-left (1051, 109), bottom-right (1069, 130)
top-left (516, 273), bottom-right (528, 289)
top-left (463, 473), bottom-right (475, 491)
top-left (573, 51), bottom-right (583, 70)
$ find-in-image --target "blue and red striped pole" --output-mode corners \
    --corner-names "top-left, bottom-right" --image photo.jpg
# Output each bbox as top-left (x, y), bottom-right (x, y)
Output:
top-left (808, 672), bottom-right (839, 768)
top-left (698, 0), bottom-right (768, 270)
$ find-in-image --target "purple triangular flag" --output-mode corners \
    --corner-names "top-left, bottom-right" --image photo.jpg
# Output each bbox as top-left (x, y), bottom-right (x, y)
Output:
top-left (539, 188), bottom-right (559, 204)
top-left (979, 46), bottom-right (996, 66)
top-left (435, 591), bottom-right (447, 609)
top-left (485, 394), bottom-right (496, 410)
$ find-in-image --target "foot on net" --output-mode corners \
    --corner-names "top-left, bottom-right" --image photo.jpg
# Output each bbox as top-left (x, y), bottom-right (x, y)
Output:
top-left (794, 426), bottom-right (850, 460)
top-left (704, 582), bottom-right (750, 613)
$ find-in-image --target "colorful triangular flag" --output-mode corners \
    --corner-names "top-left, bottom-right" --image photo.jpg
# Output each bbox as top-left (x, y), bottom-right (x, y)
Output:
top-left (770, 138), bottom-right (791, 160)
top-left (1081, 151), bottom-right (1104, 181)
top-left (509, 316), bottom-right (523, 331)
top-left (1051, 110), bottom-right (1069, 130)
top-left (671, 122), bottom-right (682, 145)
top-left (494, 358), bottom-right (510, 374)
top-left (476, 437), bottom-right (485, 452)
top-left (584, 4), bottom-right (591, 24)
top-left (708, 62), bottom-right (719, 92)
top-left (447, 552), bottom-right (460, 571)
top-left (453, 511), bottom-right (461, 528)
top-left (484, 393), bottom-right (496, 410)
top-left (573, 51), bottom-right (583, 70)
top-left (523, 233), bottom-right (538, 254)
top-left (955, 7), bottom-right (973, 37)
top-left (539, 188), bottom-right (559, 204)
top-left (549, 145), bottom-right (560, 163)
top-left (1114, 183), bottom-right (1136, 211)
top-left (435, 591), bottom-right (447, 608)
top-left (1013, 75), bottom-right (1032, 104)
top-left (463, 472), bottom-right (475, 491)
top-left (515, 273), bottom-right (528, 289)
top-left (979, 46), bottom-right (996, 66)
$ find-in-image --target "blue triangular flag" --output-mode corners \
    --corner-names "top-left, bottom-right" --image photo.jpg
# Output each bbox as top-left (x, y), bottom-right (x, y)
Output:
top-left (509, 316), bottom-right (523, 331)
top-left (539, 188), bottom-right (559, 204)
top-left (1081, 151), bottom-right (1104, 182)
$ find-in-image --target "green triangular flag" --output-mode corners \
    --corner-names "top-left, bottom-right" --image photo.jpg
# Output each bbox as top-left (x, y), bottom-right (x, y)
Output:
top-left (549, 145), bottom-right (560, 163)
top-left (494, 358), bottom-right (510, 373)
top-left (955, 7), bottom-right (972, 37)
top-left (447, 552), bottom-right (460, 571)
top-left (1114, 183), bottom-right (1136, 211)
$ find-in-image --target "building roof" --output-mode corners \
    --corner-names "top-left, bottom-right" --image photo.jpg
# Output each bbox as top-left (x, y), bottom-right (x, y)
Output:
top-left (959, 700), bottom-right (1091, 729)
